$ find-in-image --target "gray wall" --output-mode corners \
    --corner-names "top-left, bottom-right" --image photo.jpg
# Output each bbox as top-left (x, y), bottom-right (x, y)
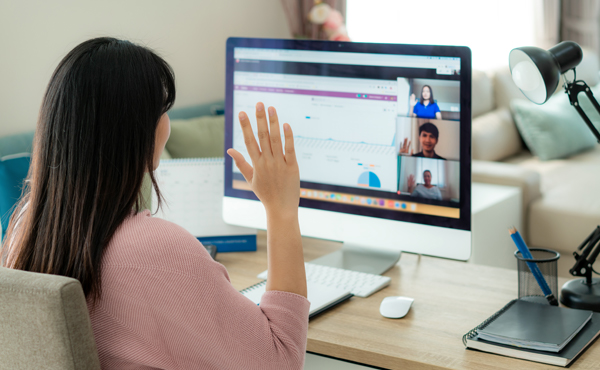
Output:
top-left (0, 0), bottom-right (290, 137)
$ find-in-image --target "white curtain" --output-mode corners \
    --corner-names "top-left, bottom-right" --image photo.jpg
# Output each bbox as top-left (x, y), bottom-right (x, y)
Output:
top-left (415, 158), bottom-right (446, 188)
top-left (534, 0), bottom-right (561, 49)
top-left (562, 0), bottom-right (600, 58)
top-left (536, 0), bottom-right (600, 56)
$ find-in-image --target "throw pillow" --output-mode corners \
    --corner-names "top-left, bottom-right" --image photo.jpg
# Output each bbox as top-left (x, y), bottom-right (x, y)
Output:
top-left (165, 115), bottom-right (225, 158)
top-left (0, 131), bottom-right (34, 158)
top-left (0, 153), bottom-right (31, 237)
top-left (510, 84), bottom-right (600, 161)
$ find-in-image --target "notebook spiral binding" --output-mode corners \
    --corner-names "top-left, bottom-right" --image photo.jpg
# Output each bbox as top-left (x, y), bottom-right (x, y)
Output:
top-left (462, 299), bottom-right (518, 346)
top-left (240, 280), bottom-right (267, 294)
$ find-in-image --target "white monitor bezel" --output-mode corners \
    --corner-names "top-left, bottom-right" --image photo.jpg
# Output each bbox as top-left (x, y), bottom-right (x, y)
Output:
top-left (223, 38), bottom-right (472, 261)
top-left (223, 197), bottom-right (471, 260)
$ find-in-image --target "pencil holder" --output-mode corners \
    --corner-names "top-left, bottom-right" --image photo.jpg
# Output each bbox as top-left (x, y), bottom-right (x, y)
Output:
top-left (515, 248), bottom-right (560, 304)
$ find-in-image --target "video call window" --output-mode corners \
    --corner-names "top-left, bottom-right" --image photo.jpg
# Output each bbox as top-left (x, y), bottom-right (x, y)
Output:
top-left (398, 157), bottom-right (460, 202)
top-left (396, 117), bottom-right (460, 161)
top-left (397, 78), bottom-right (461, 121)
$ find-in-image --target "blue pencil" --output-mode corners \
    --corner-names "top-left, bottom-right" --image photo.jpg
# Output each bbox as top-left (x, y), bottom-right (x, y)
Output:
top-left (509, 227), bottom-right (558, 306)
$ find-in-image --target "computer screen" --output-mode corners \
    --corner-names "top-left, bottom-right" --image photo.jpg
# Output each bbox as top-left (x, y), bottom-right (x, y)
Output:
top-left (223, 38), bottom-right (471, 261)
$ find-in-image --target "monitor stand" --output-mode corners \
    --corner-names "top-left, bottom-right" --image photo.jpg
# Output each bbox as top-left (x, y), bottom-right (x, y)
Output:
top-left (308, 243), bottom-right (401, 275)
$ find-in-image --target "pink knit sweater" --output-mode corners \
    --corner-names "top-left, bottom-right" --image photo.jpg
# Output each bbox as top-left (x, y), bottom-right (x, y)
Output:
top-left (87, 210), bottom-right (310, 369)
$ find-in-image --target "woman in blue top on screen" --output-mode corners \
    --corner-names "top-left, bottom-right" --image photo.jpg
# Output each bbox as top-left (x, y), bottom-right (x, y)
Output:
top-left (410, 85), bottom-right (442, 119)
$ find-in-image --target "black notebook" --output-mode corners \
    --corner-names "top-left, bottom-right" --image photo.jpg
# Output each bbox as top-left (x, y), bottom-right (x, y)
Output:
top-left (463, 299), bottom-right (600, 367)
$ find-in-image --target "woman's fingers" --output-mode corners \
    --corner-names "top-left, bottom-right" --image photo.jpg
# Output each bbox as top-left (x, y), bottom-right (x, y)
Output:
top-left (268, 106), bottom-right (283, 158)
top-left (238, 111), bottom-right (260, 163)
top-left (283, 123), bottom-right (296, 165)
top-left (255, 102), bottom-right (272, 156)
top-left (227, 148), bottom-right (254, 183)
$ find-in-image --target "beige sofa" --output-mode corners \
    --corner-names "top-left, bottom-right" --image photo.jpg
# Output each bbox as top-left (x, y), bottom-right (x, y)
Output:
top-left (471, 48), bottom-right (600, 275)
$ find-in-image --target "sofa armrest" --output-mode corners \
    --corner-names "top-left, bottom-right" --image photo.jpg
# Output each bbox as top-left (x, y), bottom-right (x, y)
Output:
top-left (473, 160), bottom-right (542, 241)
top-left (473, 160), bottom-right (541, 208)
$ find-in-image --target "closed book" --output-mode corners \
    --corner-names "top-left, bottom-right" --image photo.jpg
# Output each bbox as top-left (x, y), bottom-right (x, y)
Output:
top-left (196, 235), bottom-right (256, 253)
top-left (241, 280), bottom-right (353, 318)
top-left (464, 299), bottom-right (600, 367)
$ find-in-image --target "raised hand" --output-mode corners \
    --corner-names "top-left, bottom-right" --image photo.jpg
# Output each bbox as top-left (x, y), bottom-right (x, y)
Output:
top-left (410, 93), bottom-right (417, 107)
top-left (226, 103), bottom-right (299, 218)
top-left (227, 102), bottom-right (306, 298)
top-left (407, 174), bottom-right (416, 193)
top-left (399, 138), bottom-right (413, 155)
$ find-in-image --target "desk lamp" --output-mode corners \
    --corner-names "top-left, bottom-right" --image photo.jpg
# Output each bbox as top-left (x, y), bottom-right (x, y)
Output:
top-left (509, 41), bottom-right (600, 311)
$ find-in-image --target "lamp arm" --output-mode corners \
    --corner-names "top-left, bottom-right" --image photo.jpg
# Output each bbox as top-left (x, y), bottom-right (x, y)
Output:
top-left (570, 226), bottom-right (600, 284)
top-left (565, 80), bottom-right (600, 143)
top-left (585, 237), bottom-right (600, 285)
top-left (589, 239), bottom-right (600, 266)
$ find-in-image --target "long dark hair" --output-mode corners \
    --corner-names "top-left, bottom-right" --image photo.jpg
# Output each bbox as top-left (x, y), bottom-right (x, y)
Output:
top-left (420, 85), bottom-right (435, 105)
top-left (1, 37), bottom-right (175, 305)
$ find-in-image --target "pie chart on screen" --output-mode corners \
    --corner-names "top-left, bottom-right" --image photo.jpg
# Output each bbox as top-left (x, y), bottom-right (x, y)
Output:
top-left (358, 171), bottom-right (381, 188)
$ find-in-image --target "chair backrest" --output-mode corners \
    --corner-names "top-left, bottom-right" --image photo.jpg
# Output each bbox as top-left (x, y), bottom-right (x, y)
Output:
top-left (0, 266), bottom-right (101, 370)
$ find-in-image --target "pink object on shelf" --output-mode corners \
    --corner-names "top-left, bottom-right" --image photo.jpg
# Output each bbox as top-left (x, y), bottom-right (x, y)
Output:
top-left (307, 2), bottom-right (350, 41)
top-left (322, 9), bottom-right (343, 31)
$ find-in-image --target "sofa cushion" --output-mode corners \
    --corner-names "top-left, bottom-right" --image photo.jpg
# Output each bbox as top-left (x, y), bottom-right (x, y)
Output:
top-left (168, 101), bottom-right (224, 120)
top-left (160, 147), bottom-right (172, 160)
top-left (472, 107), bottom-right (523, 161)
top-left (0, 153), bottom-right (30, 237)
top-left (510, 84), bottom-right (600, 161)
top-left (493, 66), bottom-right (531, 110)
top-left (0, 131), bottom-right (34, 158)
top-left (566, 47), bottom-right (600, 87)
top-left (165, 115), bottom-right (225, 158)
top-left (472, 70), bottom-right (495, 118)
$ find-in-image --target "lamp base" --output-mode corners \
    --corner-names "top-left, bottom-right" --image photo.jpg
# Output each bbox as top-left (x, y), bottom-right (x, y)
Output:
top-left (560, 278), bottom-right (600, 311)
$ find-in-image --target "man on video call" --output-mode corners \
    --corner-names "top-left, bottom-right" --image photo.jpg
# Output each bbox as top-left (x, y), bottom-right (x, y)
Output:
top-left (399, 122), bottom-right (446, 160)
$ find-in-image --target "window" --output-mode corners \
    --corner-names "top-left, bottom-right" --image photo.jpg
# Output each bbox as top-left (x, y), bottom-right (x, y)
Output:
top-left (346, 0), bottom-right (537, 71)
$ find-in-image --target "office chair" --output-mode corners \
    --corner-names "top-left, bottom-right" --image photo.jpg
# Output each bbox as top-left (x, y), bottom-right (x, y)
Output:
top-left (0, 266), bottom-right (101, 370)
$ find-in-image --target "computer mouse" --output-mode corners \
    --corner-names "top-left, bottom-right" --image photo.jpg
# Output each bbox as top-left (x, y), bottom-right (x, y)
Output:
top-left (379, 296), bottom-right (414, 319)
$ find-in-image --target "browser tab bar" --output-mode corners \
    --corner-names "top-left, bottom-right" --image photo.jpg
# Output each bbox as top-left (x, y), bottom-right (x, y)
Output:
top-left (234, 47), bottom-right (461, 72)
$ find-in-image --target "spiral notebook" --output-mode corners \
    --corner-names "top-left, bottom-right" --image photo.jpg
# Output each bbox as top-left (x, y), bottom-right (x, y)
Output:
top-left (152, 158), bottom-right (256, 252)
top-left (463, 299), bottom-right (600, 367)
top-left (241, 280), bottom-right (353, 318)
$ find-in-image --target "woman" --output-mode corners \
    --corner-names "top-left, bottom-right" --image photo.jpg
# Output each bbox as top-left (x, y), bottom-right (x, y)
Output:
top-left (409, 85), bottom-right (442, 119)
top-left (407, 170), bottom-right (442, 200)
top-left (1, 37), bottom-right (308, 369)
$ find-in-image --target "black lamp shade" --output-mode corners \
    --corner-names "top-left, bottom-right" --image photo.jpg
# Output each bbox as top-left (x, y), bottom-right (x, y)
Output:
top-left (509, 41), bottom-right (583, 104)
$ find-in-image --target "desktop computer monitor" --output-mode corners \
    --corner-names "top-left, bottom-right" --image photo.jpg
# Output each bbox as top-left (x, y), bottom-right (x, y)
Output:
top-left (223, 38), bottom-right (472, 271)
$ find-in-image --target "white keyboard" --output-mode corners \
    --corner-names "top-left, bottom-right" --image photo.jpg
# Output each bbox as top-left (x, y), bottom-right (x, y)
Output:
top-left (257, 262), bottom-right (391, 298)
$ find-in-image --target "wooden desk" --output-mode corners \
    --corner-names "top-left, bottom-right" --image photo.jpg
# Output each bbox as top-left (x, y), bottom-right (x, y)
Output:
top-left (217, 231), bottom-right (600, 370)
